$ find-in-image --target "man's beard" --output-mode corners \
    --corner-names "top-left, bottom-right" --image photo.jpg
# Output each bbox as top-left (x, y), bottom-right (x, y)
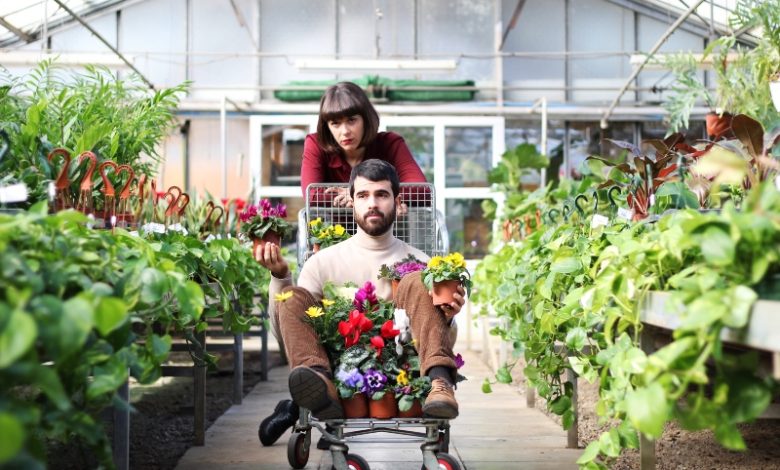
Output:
top-left (356, 205), bottom-right (396, 236)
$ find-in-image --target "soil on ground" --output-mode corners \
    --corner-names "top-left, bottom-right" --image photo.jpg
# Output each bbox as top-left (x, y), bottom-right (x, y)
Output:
top-left (49, 350), bottom-right (284, 470)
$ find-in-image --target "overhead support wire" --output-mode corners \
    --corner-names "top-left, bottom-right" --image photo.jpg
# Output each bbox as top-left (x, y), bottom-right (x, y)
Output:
top-left (600, 0), bottom-right (706, 129)
top-left (229, 0), bottom-right (259, 51)
top-left (52, 0), bottom-right (155, 89)
top-left (499, 0), bottom-right (527, 51)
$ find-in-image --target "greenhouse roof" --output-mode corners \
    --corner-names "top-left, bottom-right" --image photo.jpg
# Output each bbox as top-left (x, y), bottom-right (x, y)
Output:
top-left (0, 0), bottom-right (127, 47)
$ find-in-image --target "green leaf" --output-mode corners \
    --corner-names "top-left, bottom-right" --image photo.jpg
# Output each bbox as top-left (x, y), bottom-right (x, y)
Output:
top-left (87, 357), bottom-right (129, 401)
top-left (481, 378), bottom-right (493, 394)
top-left (139, 268), bottom-right (168, 303)
top-left (699, 226), bottom-right (735, 267)
top-left (565, 327), bottom-right (587, 352)
top-left (714, 422), bottom-right (746, 450)
top-left (576, 441), bottom-right (601, 464)
top-left (723, 285), bottom-right (757, 328)
top-left (625, 383), bottom-right (669, 438)
top-left (551, 257), bottom-right (582, 274)
top-left (598, 428), bottom-right (622, 457)
top-left (495, 365), bottom-right (512, 384)
top-left (94, 297), bottom-right (128, 336)
top-left (60, 297), bottom-right (94, 356)
top-left (174, 281), bottom-right (205, 324)
top-left (148, 334), bottom-right (172, 362)
top-left (0, 413), bottom-right (25, 463)
top-left (550, 395), bottom-right (571, 415)
top-left (726, 373), bottom-right (771, 422)
top-left (0, 307), bottom-right (37, 368)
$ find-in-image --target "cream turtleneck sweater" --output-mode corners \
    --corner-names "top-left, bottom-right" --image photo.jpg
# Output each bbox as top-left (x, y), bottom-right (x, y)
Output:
top-left (269, 226), bottom-right (429, 303)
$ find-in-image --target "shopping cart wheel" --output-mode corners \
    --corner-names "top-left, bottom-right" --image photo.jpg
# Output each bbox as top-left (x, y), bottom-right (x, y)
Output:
top-left (287, 431), bottom-right (310, 469)
top-left (331, 453), bottom-right (370, 470)
top-left (421, 452), bottom-right (461, 470)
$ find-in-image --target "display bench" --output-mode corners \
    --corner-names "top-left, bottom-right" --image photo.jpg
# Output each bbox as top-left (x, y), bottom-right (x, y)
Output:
top-left (637, 291), bottom-right (780, 469)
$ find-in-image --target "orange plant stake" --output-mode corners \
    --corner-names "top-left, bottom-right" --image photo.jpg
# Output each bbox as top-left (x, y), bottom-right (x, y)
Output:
top-left (98, 160), bottom-right (118, 224)
top-left (47, 148), bottom-right (72, 211)
top-left (116, 165), bottom-right (135, 225)
top-left (75, 151), bottom-right (98, 216)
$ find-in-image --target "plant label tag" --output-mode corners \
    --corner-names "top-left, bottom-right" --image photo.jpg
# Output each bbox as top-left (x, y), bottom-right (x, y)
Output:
top-left (617, 208), bottom-right (634, 221)
top-left (649, 194), bottom-right (655, 207)
top-left (0, 183), bottom-right (28, 203)
top-left (591, 214), bottom-right (609, 229)
top-left (776, 175), bottom-right (780, 190)
top-left (204, 234), bottom-right (216, 243)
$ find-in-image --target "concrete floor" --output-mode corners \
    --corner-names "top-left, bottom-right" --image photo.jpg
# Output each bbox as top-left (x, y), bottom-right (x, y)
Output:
top-left (175, 343), bottom-right (582, 470)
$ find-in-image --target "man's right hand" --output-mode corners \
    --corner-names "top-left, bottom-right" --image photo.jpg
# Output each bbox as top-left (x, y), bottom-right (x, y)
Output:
top-left (254, 241), bottom-right (289, 278)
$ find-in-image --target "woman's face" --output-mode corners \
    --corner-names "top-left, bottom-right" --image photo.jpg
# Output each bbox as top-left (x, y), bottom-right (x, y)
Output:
top-left (327, 114), bottom-right (364, 153)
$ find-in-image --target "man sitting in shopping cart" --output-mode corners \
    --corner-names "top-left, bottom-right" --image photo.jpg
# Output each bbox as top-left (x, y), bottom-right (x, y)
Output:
top-left (255, 159), bottom-right (464, 424)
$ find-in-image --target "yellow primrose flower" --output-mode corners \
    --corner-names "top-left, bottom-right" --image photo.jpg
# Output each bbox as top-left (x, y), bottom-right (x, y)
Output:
top-left (309, 217), bottom-right (322, 227)
top-left (446, 252), bottom-right (466, 269)
top-left (428, 256), bottom-right (443, 268)
top-left (333, 225), bottom-right (346, 236)
top-left (274, 291), bottom-right (293, 302)
top-left (305, 306), bottom-right (324, 318)
top-left (396, 369), bottom-right (409, 386)
top-left (321, 298), bottom-right (335, 307)
top-left (318, 229), bottom-right (329, 238)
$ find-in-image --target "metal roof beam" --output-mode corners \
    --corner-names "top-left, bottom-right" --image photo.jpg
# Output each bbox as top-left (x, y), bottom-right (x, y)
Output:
top-left (52, 0), bottom-right (154, 89)
top-left (601, 0), bottom-right (706, 128)
top-left (0, 15), bottom-right (34, 43)
top-left (499, 0), bottom-right (528, 51)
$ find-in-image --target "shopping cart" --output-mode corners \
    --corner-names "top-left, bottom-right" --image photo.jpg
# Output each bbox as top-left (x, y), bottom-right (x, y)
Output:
top-left (289, 182), bottom-right (460, 470)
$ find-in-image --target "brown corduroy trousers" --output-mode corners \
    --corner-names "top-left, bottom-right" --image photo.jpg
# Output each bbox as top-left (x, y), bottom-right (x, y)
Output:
top-left (274, 271), bottom-right (457, 378)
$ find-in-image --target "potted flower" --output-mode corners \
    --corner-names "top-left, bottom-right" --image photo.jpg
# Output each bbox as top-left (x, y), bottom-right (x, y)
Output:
top-left (239, 198), bottom-right (293, 254)
top-left (362, 368), bottom-right (397, 418)
top-left (334, 366), bottom-right (369, 418)
top-left (395, 374), bottom-right (432, 418)
top-left (308, 217), bottom-right (350, 252)
top-left (377, 254), bottom-right (428, 299)
top-left (422, 252), bottom-right (472, 306)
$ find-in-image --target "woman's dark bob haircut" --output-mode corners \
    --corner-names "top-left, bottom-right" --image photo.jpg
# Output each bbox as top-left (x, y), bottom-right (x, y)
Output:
top-left (316, 82), bottom-right (380, 154)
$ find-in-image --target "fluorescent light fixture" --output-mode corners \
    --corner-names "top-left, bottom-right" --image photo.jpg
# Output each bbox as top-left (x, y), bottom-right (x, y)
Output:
top-left (0, 52), bottom-right (131, 68)
top-left (295, 58), bottom-right (457, 72)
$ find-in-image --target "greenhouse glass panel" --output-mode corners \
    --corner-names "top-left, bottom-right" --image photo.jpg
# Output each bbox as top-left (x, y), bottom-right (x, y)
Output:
top-left (261, 125), bottom-right (309, 188)
top-left (445, 127), bottom-right (492, 187)
top-left (445, 198), bottom-right (490, 258)
top-left (385, 126), bottom-right (434, 183)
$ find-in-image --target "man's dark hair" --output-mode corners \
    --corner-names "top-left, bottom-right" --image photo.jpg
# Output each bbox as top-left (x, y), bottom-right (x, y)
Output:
top-left (316, 82), bottom-right (380, 154)
top-left (349, 159), bottom-right (400, 198)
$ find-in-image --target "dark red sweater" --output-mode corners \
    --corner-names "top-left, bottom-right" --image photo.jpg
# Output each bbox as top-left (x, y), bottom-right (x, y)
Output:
top-left (300, 131), bottom-right (427, 198)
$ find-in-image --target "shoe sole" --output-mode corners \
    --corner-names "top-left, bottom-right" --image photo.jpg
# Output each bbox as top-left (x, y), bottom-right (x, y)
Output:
top-left (422, 402), bottom-right (459, 419)
top-left (288, 368), bottom-right (343, 420)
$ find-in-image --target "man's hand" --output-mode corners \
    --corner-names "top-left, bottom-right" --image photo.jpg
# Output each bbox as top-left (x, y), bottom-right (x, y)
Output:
top-left (324, 186), bottom-right (353, 207)
top-left (431, 285), bottom-right (466, 320)
top-left (254, 241), bottom-right (289, 278)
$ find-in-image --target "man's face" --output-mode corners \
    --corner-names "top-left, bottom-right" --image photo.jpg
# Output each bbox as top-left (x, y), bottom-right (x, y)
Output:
top-left (352, 176), bottom-right (398, 236)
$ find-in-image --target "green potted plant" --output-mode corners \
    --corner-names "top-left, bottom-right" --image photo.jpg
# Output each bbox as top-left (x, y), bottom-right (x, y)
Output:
top-left (308, 217), bottom-right (350, 252)
top-left (239, 198), bottom-right (293, 254)
top-left (334, 365), bottom-right (369, 418)
top-left (394, 373), bottom-right (431, 418)
top-left (422, 252), bottom-right (472, 306)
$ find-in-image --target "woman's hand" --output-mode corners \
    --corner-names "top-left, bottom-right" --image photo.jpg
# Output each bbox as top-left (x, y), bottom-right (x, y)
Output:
top-left (254, 241), bottom-right (289, 278)
top-left (324, 186), bottom-right (353, 207)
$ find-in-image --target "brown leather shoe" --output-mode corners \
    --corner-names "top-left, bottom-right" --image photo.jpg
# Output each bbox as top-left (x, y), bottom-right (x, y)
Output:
top-left (422, 378), bottom-right (458, 419)
top-left (288, 366), bottom-right (344, 420)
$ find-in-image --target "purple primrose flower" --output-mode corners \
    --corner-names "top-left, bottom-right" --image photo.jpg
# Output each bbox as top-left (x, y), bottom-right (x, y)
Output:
top-left (336, 367), bottom-right (365, 390)
top-left (454, 353), bottom-right (465, 369)
top-left (362, 368), bottom-right (387, 394)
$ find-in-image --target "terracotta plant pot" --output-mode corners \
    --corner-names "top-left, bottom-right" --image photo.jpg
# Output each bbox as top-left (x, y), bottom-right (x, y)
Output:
top-left (252, 230), bottom-right (281, 256)
top-left (312, 243), bottom-right (320, 253)
top-left (341, 392), bottom-right (369, 418)
top-left (431, 279), bottom-right (461, 306)
top-left (398, 399), bottom-right (423, 418)
top-left (391, 279), bottom-right (400, 299)
top-left (705, 112), bottom-right (733, 140)
top-left (368, 392), bottom-right (397, 419)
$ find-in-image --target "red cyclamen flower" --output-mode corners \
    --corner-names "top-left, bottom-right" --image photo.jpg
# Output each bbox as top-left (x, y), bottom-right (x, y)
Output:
top-left (380, 320), bottom-right (400, 339)
top-left (337, 309), bottom-right (374, 348)
top-left (370, 335), bottom-right (385, 357)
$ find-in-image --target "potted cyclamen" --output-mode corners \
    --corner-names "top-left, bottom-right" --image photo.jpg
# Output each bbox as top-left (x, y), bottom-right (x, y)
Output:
top-left (378, 254), bottom-right (428, 299)
top-left (309, 217), bottom-right (350, 252)
top-left (240, 198), bottom-right (293, 255)
top-left (334, 366), bottom-right (369, 418)
top-left (422, 252), bottom-right (472, 306)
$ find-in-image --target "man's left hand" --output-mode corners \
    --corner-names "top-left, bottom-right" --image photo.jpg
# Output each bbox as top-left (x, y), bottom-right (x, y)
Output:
top-left (433, 285), bottom-right (466, 320)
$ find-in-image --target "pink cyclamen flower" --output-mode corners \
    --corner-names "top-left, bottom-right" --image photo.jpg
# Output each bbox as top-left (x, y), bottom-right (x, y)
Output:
top-left (239, 205), bottom-right (258, 222)
top-left (353, 281), bottom-right (378, 312)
